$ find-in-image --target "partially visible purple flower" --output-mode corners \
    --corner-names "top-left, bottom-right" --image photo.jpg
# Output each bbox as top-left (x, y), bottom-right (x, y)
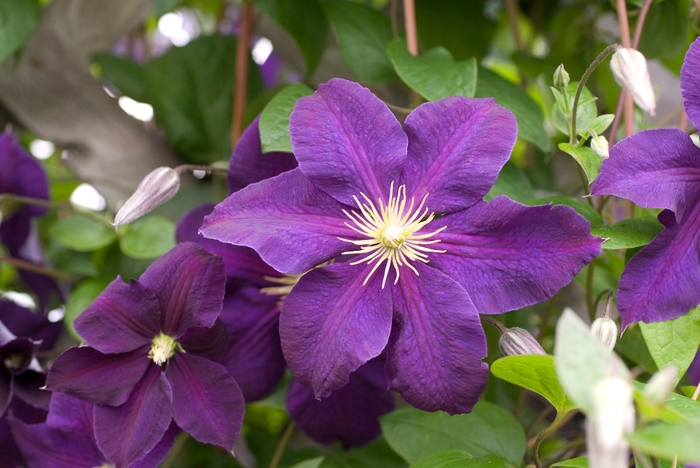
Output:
top-left (592, 36), bottom-right (700, 327)
top-left (46, 243), bottom-right (244, 467)
top-left (0, 132), bottom-right (62, 311)
top-left (201, 78), bottom-right (602, 414)
top-left (10, 392), bottom-right (178, 468)
top-left (0, 299), bottom-right (61, 352)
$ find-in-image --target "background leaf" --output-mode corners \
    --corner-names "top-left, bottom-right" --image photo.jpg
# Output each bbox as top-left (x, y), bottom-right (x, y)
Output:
top-left (551, 83), bottom-right (597, 137)
top-left (0, 0), bottom-right (41, 64)
top-left (590, 217), bottom-right (663, 250)
top-left (119, 216), bottom-right (175, 260)
top-left (637, 0), bottom-right (690, 59)
top-left (92, 53), bottom-right (147, 102)
top-left (323, 0), bottom-right (397, 83)
top-left (558, 143), bottom-right (603, 184)
top-left (49, 215), bottom-right (117, 252)
top-left (259, 83), bottom-right (313, 153)
top-left (380, 401), bottom-right (526, 466)
top-left (387, 39), bottom-right (477, 100)
top-left (551, 458), bottom-right (589, 468)
top-left (627, 421), bottom-right (700, 462)
top-left (410, 452), bottom-right (505, 468)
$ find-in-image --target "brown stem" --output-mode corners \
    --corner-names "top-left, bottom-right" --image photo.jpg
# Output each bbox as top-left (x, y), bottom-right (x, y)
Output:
top-left (680, 109), bottom-right (688, 132)
top-left (0, 255), bottom-right (79, 282)
top-left (232, 2), bottom-right (253, 147)
top-left (609, 90), bottom-right (627, 146)
top-left (615, 0), bottom-right (635, 138)
top-left (390, 0), bottom-right (399, 38)
top-left (268, 422), bottom-right (295, 468)
top-left (403, 0), bottom-right (418, 55)
top-left (505, 0), bottom-right (523, 51)
top-left (481, 315), bottom-right (507, 334)
top-left (632, 0), bottom-right (654, 48)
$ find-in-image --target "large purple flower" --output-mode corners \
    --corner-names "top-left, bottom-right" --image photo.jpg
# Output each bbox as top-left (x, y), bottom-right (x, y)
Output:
top-left (46, 242), bottom-right (244, 467)
top-left (592, 37), bottom-right (700, 327)
top-left (202, 78), bottom-right (601, 414)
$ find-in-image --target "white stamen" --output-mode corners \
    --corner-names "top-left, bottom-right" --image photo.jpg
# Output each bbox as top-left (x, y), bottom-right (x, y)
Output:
top-left (148, 333), bottom-right (178, 366)
top-left (339, 182), bottom-right (446, 288)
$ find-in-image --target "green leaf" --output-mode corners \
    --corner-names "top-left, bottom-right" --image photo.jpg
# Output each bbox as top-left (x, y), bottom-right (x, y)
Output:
top-left (290, 457), bottom-right (325, 468)
top-left (49, 215), bottom-right (117, 252)
top-left (320, 437), bottom-right (405, 468)
top-left (410, 452), bottom-right (505, 468)
top-left (92, 53), bottom-right (147, 103)
top-left (0, 0), bottom-right (41, 64)
top-left (637, 0), bottom-right (690, 60)
top-left (554, 309), bottom-right (629, 414)
top-left (627, 421), bottom-right (700, 462)
top-left (615, 324), bottom-right (658, 373)
top-left (380, 401), bottom-right (526, 466)
top-left (484, 162), bottom-right (535, 203)
top-left (551, 458), bottom-right (589, 468)
top-left (524, 196), bottom-right (603, 227)
top-left (323, 0), bottom-right (397, 83)
top-left (640, 306), bottom-right (700, 383)
top-left (590, 217), bottom-right (663, 250)
top-left (144, 34), bottom-right (262, 164)
top-left (475, 67), bottom-right (551, 152)
top-left (415, 0), bottom-right (497, 61)
top-left (551, 82), bottom-right (597, 138)
top-left (64, 277), bottom-right (111, 341)
top-left (558, 143), bottom-right (604, 184)
top-left (665, 389), bottom-right (700, 424)
top-left (253, 0), bottom-right (328, 76)
top-left (259, 83), bottom-right (313, 153)
top-left (152, 0), bottom-right (183, 17)
top-left (587, 114), bottom-right (614, 136)
top-left (387, 39), bottom-right (477, 100)
top-left (118, 216), bottom-right (175, 260)
top-left (491, 355), bottom-right (577, 415)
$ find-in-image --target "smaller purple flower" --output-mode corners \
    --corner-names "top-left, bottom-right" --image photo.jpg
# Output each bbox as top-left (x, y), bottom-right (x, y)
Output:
top-left (0, 299), bottom-right (61, 352)
top-left (46, 242), bottom-right (244, 468)
top-left (592, 36), bottom-right (700, 327)
top-left (9, 393), bottom-right (178, 468)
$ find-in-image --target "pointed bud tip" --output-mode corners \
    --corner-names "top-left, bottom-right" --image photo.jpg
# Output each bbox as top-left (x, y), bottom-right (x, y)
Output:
top-left (553, 64), bottom-right (570, 88)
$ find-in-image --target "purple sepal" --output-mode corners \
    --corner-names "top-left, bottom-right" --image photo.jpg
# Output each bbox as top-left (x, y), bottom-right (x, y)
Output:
top-left (178, 318), bottom-right (229, 365)
top-left (387, 263), bottom-right (488, 414)
top-left (287, 357), bottom-right (394, 448)
top-left (0, 299), bottom-right (61, 351)
top-left (280, 262), bottom-right (393, 398)
top-left (681, 37), bottom-right (700, 131)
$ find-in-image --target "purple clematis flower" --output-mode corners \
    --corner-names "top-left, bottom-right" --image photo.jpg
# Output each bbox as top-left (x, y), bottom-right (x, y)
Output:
top-left (201, 78), bottom-right (602, 414)
top-left (0, 298), bottom-right (61, 352)
top-left (592, 36), bottom-right (700, 327)
top-left (10, 393), bottom-right (178, 468)
top-left (0, 132), bottom-right (62, 311)
top-left (46, 242), bottom-right (244, 467)
top-left (179, 119), bottom-right (395, 447)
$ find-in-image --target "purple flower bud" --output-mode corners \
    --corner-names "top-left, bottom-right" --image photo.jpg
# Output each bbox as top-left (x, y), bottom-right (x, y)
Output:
top-left (113, 167), bottom-right (180, 229)
top-left (499, 327), bottom-right (546, 356)
top-left (610, 48), bottom-right (656, 116)
top-left (553, 64), bottom-right (570, 88)
top-left (591, 317), bottom-right (618, 350)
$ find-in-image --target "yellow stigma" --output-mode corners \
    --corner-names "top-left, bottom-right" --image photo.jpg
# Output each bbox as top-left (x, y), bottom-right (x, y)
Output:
top-left (148, 333), bottom-right (179, 366)
top-left (339, 182), bottom-right (446, 288)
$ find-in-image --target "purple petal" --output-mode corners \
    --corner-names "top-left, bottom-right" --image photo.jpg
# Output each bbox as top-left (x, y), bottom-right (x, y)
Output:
top-left (0, 418), bottom-right (25, 468)
top-left (46, 346), bottom-right (149, 406)
top-left (429, 197), bottom-right (602, 314)
top-left (167, 353), bottom-right (244, 449)
top-left (279, 262), bottom-right (393, 398)
top-left (228, 116), bottom-right (297, 193)
top-left (591, 129), bottom-right (700, 220)
top-left (225, 294), bottom-right (285, 401)
top-left (94, 365), bottom-right (173, 468)
top-left (178, 319), bottom-right (229, 364)
top-left (9, 417), bottom-right (106, 468)
top-left (131, 421), bottom-right (179, 468)
top-left (290, 78), bottom-right (407, 205)
top-left (0, 132), bottom-right (49, 217)
top-left (176, 204), bottom-right (281, 285)
top-left (139, 242), bottom-right (226, 336)
top-left (616, 209), bottom-right (700, 327)
top-left (689, 350), bottom-right (700, 385)
top-left (387, 263), bottom-right (488, 414)
top-left (46, 393), bottom-right (95, 438)
top-left (402, 98), bottom-right (516, 213)
top-left (13, 371), bottom-right (49, 410)
top-left (201, 168), bottom-right (353, 274)
top-left (74, 277), bottom-right (160, 354)
top-left (0, 368), bottom-right (11, 416)
top-left (0, 299), bottom-right (61, 351)
top-left (681, 37), bottom-right (700, 131)
top-left (287, 357), bottom-right (394, 448)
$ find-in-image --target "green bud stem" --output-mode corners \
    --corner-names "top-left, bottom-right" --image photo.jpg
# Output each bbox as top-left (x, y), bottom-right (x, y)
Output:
top-left (570, 44), bottom-right (621, 145)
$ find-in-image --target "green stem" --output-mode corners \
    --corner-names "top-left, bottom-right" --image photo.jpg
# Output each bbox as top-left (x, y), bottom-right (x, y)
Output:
top-left (586, 262), bottom-right (597, 322)
top-left (269, 422), bottom-right (295, 468)
top-left (533, 411), bottom-right (570, 468)
top-left (0, 193), bottom-right (57, 209)
top-left (160, 433), bottom-right (189, 468)
top-left (570, 44), bottom-right (620, 144)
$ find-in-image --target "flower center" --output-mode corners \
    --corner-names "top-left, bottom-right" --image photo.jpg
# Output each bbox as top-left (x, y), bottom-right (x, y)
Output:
top-left (148, 333), bottom-right (179, 366)
top-left (3, 352), bottom-right (24, 370)
top-left (339, 182), bottom-right (446, 288)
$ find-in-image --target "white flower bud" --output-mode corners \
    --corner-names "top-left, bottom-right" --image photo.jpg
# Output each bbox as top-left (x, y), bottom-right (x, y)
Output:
top-left (113, 167), bottom-right (180, 229)
top-left (499, 327), bottom-right (546, 356)
top-left (553, 64), bottom-right (570, 88)
top-left (590, 134), bottom-right (609, 158)
top-left (591, 317), bottom-right (618, 350)
top-left (643, 365), bottom-right (678, 404)
top-left (610, 48), bottom-right (656, 116)
top-left (586, 376), bottom-right (634, 468)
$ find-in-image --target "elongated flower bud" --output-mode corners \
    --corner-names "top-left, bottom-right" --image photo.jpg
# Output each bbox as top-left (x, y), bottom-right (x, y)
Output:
top-left (499, 327), bottom-right (546, 356)
top-left (644, 365), bottom-right (678, 404)
top-left (610, 48), bottom-right (656, 116)
top-left (591, 317), bottom-right (618, 350)
top-left (113, 167), bottom-right (180, 230)
top-left (590, 134), bottom-right (609, 158)
top-left (587, 375), bottom-right (634, 468)
top-left (553, 64), bottom-right (570, 88)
